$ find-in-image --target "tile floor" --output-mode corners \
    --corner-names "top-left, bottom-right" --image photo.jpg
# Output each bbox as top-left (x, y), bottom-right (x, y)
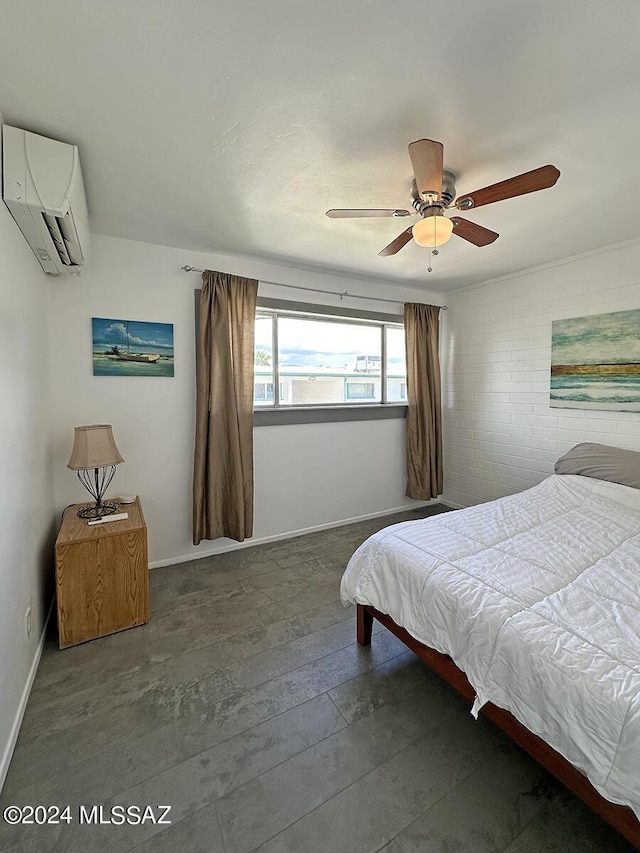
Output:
top-left (0, 505), bottom-right (635, 852)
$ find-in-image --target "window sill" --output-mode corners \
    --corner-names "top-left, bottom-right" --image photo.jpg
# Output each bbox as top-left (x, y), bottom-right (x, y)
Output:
top-left (254, 404), bottom-right (407, 426)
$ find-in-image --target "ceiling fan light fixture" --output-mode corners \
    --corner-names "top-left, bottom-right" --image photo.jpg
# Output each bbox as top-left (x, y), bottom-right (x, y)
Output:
top-left (412, 212), bottom-right (454, 248)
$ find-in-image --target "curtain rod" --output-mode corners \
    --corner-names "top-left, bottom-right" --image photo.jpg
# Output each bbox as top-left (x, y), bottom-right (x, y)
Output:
top-left (180, 265), bottom-right (447, 309)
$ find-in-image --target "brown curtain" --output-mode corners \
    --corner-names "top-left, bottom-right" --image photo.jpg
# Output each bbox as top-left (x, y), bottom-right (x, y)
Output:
top-left (193, 270), bottom-right (258, 544)
top-left (404, 302), bottom-right (443, 500)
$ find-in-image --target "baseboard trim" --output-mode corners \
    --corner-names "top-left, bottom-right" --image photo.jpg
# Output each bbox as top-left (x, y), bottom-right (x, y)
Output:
top-left (0, 599), bottom-right (54, 793)
top-left (148, 500), bottom-right (441, 569)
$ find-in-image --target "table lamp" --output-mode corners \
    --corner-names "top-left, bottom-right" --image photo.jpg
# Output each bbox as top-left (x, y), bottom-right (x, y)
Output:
top-left (67, 424), bottom-right (124, 518)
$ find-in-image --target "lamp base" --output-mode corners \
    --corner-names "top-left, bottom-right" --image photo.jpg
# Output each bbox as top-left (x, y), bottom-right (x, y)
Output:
top-left (77, 500), bottom-right (119, 519)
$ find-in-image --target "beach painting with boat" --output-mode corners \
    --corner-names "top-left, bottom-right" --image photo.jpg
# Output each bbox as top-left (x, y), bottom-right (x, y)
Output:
top-left (551, 308), bottom-right (640, 411)
top-left (92, 318), bottom-right (174, 377)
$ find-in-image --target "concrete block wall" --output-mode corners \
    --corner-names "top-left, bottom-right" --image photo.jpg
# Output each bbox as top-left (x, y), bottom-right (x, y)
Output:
top-left (441, 239), bottom-right (640, 508)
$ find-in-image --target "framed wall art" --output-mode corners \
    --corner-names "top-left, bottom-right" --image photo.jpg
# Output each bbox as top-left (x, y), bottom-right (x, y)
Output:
top-left (550, 308), bottom-right (640, 411)
top-left (92, 318), bottom-right (174, 377)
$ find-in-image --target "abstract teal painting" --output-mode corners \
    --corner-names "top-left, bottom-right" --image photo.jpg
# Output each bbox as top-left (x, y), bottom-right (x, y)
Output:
top-left (92, 318), bottom-right (174, 377)
top-left (550, 308), bottom-right (640, 411)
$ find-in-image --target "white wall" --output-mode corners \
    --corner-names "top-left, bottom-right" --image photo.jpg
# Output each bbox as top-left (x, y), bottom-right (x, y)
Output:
top-left (48, 234), bottom-right (442, 566)
top-left (0, 114), bottom-right (56, 789)
top-left (442, 239), bottom-right (640, 508)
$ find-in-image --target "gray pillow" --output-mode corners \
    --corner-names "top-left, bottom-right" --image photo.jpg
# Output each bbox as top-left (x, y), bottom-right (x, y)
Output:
top-left (555, 442), bottom-right (640, 490)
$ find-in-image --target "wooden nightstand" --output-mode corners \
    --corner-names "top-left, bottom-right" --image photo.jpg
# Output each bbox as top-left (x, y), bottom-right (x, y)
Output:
top-left (54, 498), bottom-right (149, 649)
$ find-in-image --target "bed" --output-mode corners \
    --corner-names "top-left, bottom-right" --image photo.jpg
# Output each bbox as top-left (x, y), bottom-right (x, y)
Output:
top-left (340, 444), bottom-right (640, 848)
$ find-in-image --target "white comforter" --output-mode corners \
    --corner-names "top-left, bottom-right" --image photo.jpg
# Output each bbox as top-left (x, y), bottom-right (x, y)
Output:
top-left (341, 474), bottom-right (640, 818)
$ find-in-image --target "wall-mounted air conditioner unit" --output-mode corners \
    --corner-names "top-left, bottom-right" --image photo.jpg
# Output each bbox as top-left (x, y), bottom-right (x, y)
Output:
top-left (2, 125), bottom-right (90, 275)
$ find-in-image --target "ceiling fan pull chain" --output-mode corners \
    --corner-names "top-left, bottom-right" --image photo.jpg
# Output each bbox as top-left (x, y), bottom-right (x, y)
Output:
top-left (427, 248), bottom-right (433, 273)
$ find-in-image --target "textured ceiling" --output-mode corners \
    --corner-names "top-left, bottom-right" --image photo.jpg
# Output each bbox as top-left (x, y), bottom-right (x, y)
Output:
top-left (2, 1), bottom-right (640, 293)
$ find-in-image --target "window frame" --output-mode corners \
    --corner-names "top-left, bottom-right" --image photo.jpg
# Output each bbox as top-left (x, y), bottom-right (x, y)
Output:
top-left (254, 297), bottom-right (407, 426)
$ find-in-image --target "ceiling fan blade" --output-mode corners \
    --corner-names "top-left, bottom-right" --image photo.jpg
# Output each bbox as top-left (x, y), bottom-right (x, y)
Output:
top-left (451, 216), bottom-right (499, 246)
top-left (326, 208), bottom-right (412, 218)
top-left (408, 139), bottom-right (444, 201)
top-left (378, 227), bottom-right (414, 256)
top-left (455, 164), bottom-right (560, 210)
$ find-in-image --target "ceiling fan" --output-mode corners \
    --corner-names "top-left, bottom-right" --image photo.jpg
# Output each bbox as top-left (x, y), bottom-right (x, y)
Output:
top-left (326, 139), bottom-right (560, 258)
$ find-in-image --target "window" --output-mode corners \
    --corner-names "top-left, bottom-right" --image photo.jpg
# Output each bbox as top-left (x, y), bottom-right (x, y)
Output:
top-left (346, 382), bottom-right (375, 400)
top-left (254, 306), bottom-right (407, 409)
top-left (253, 382), bottom-right (274, 401)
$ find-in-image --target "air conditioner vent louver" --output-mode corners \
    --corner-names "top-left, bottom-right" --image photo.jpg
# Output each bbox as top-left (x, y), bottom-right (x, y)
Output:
top-left (41, 212), bottom-right (83, 267)
top-left (43, 213), bottom-right (72, 265)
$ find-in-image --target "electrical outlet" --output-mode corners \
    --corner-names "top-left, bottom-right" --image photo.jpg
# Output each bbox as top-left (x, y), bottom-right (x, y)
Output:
top-left (25, 606), bottom-right (32, 638)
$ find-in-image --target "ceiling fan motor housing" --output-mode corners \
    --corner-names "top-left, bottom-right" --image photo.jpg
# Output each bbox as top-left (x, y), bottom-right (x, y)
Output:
top-left (411, 170), bottom-right (456, 212)
top-left (440, 171), bottom-right (456, 206)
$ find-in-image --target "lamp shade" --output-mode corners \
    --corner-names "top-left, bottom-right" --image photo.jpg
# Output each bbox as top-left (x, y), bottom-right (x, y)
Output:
top-left (412, 213), bottom-right (454, 248)
top-left (67, 424), bottom-right (124, 470)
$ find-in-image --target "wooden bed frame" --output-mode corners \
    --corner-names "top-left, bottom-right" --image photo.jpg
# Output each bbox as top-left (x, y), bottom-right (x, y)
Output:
top-left (357, 603), bottom-right (640, 850)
